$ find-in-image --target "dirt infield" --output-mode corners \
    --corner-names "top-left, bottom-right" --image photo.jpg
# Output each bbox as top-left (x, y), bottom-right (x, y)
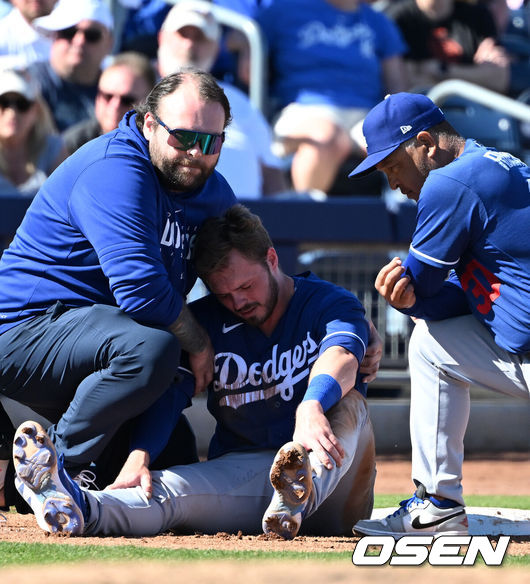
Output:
top-left (1, 454), bottom-right (528, 558)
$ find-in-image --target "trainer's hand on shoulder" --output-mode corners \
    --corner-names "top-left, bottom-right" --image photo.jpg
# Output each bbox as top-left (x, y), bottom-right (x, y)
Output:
top-left (360, 320), bottom-right (383, 383)
top-left (105, 449), bottom-right (153, 499)
top-left (375, 257), bottom-right (416, 309)
top-left (189, 338), bottom-right (214, 395)
top-left (293, 400), bottom-right (345, 470)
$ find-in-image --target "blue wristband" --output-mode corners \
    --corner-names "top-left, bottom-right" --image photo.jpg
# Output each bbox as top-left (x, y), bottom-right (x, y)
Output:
top-left (302, 374), bottom-right (342, 412)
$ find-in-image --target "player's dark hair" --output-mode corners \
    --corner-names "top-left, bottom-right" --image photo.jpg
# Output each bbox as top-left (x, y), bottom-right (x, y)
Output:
top-left (402, 120), bottom-right (462, 150)
top-left (193, 204), bottom-right (273, 280)
top-left (135, 68), bottom-right (232, 132)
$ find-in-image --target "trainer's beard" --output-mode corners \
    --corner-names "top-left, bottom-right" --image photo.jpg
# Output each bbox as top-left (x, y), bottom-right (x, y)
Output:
top-left (150, 140), bottom-right (217, 192)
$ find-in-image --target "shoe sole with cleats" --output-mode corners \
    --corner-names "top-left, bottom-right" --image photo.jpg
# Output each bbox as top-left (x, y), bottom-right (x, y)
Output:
top-left (13, 421), bottom-right (84, 536)
top-left (262, 442), bottom-right (312, 539)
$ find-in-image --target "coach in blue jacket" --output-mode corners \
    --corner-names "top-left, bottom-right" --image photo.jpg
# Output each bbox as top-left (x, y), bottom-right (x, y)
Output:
top-left (0, 69), bottom-right (237, 509)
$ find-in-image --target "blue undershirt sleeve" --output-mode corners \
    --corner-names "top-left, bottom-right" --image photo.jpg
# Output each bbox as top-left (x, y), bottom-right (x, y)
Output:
top-left (399, 256), bottom-right (471, 320)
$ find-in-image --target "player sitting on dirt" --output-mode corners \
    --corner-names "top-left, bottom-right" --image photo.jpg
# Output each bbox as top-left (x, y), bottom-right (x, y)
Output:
top-left (11, 204), bottom-right (382, 539)
top-left (349, 92), bottom-right (530, 538)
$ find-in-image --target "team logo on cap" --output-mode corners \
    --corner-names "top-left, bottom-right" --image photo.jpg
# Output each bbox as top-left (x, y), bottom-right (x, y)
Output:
top-left (400, 125), bottom-right (412, 134)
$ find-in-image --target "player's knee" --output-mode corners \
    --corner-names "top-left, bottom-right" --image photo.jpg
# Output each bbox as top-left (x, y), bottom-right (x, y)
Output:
top-left (408, 319), bottom-right (431, 362)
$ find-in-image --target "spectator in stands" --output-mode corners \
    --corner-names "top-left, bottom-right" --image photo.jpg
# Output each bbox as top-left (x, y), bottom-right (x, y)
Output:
top-left (0, 69), bottom-right (66, 198)
top-left (257, 0), bottom-right (409, 196)
top-left (384, 0), bottom-right (511, 94)
top-left (29, 0), bottom-right (114, 132)
top-left (484, 0), bottom-right (530, 97)
top-left (158, 0), bottom-right (288, 199)
top-left (63, 51), bottom-right (156, 155)
top-left (110, 0), bottom-right (172, 58)
top-left (210, 0), bottom-right (269, 90)
top-left (0, 0), bottom-right (57, 69)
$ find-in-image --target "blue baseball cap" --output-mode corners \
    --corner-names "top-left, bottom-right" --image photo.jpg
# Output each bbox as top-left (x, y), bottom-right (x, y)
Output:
top-left (349, 93), bottom-right (445, 177)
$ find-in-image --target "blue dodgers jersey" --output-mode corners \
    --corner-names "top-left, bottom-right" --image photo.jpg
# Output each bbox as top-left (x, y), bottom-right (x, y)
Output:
top-left (258, 0), bottom-right (406, 109)
top-left (409, 140), bottom-right (530, 353)
top-left (0, 112), bottom-right (236, 333)
top-left (190, 272), bottom-right (370, 458)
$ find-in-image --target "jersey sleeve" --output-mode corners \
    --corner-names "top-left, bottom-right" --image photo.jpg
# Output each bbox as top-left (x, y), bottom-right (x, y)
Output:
top-left (409, 172), bottom-right (487, 269)
top-left (67, 156), bottom-right (183, 327)
top-left (316, 291), bottom-right (369, 367)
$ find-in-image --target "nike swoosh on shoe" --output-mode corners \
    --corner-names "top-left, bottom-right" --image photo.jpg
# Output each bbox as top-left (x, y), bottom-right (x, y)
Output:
top-left (411, 509), bottom-right (466, 530)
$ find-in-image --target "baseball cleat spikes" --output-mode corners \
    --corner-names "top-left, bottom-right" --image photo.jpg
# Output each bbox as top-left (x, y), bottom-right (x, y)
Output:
top-left (262, 441), bottom-right (312, 539)
top-left (13, 421), bottom-right (86, 536)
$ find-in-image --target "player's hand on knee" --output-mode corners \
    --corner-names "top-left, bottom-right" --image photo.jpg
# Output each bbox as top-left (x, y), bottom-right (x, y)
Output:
top-left (105, 449), bottom-right (153, 499)
top-left (293, 401), bottom-right (345, 470)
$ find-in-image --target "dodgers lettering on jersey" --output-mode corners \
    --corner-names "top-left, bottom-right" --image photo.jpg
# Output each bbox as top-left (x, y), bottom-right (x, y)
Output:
top-left (189, 272), bottom-right (370, 458)
top-left (0, 112), bottom-right (236, 333)
top-left (408, 140), bottom-right (530, 353)
top-left (213, 330), bottom-right (319, 406)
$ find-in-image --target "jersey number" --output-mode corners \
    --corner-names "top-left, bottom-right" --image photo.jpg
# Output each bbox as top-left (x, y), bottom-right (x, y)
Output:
top-left (460, 259), bottom-right (501, 315)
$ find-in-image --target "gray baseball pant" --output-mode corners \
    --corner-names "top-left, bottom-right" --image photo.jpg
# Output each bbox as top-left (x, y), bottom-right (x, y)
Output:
top-left (83, 390), bottom-right (376, 536)
top-left (409, 315), bottom-right (530, 505)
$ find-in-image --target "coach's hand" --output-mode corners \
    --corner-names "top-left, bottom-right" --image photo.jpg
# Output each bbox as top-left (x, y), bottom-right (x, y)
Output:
top-left (293, 401), bottom-right (345, 470)
top-left (105, 449), bottom-right (153, 499)
top-left (375, 257), bottom-right (416, 309)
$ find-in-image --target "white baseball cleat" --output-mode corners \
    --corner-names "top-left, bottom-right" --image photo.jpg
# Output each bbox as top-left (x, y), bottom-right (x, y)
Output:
top-left (13, 421), bottom-right (86, 536)
top-left (353, 488), bottom-right (468, 539)
top-left (262, 441), bottom-right (313, 539)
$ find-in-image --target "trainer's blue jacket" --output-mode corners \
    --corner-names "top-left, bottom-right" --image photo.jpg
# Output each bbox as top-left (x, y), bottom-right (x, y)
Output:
top-left (0, 111), bottom-right (237, 333)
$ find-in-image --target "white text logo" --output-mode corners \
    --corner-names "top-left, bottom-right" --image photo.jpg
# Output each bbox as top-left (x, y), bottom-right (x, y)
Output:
top-left (352, 535), bottom-right (510, 566)
top-left (213, 331), bottom-right (319, 408)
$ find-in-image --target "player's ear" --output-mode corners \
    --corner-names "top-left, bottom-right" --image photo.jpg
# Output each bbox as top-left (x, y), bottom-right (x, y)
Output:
top-left (143, 111), bottom-right (156, 140)
top-left (416, 130), bottom-right (436, 149)
top-left (416, 130), bottom-right (438, 159)
top-left (266, 247), bottom-right (278, 271)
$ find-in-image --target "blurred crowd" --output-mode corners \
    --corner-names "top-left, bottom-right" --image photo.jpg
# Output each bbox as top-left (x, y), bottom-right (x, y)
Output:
top-left (0, 0), bottom-right (529, 200)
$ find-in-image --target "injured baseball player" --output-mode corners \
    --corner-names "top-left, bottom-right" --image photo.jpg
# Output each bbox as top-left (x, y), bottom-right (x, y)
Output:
top-left (12, 205), bottom-right (381, 539)
top-left (349, 92), bottom-right (530, 538)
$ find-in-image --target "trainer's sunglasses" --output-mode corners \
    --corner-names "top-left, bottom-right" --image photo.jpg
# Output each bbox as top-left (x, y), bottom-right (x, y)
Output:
top-left (0, 95), bottom-right (33, 113)
top-left (98, 91), bottom-right (137, 108)
top-left (56, 26), bottom-right (104, 44)
top-left (154, 114), bottom-right (224, 155)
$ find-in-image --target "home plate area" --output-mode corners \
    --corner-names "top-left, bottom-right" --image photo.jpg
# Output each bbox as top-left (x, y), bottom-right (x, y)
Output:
top-left (372, 507), bottom-right (530, 536)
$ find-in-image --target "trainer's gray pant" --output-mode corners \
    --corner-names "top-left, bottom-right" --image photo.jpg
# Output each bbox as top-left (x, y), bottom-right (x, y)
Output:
top-left (409, 315), bottom-right (530, 505)
top-left (83, 390), bottom-right (376, 536)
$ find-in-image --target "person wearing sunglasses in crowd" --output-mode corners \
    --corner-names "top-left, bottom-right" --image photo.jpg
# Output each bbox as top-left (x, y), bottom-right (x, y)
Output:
top-left (28, 0), bottom-right (114, 132)
top-left (63, 51), bottom-right (157, 156)
top-left (0, 68), bottom-right (66, 199)
top-left (0, 69), bottom-right (237, 515)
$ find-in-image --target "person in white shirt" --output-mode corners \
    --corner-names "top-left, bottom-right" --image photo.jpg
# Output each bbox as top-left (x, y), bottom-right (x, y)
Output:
top-left (0, 0), bottom-right (57, 69)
